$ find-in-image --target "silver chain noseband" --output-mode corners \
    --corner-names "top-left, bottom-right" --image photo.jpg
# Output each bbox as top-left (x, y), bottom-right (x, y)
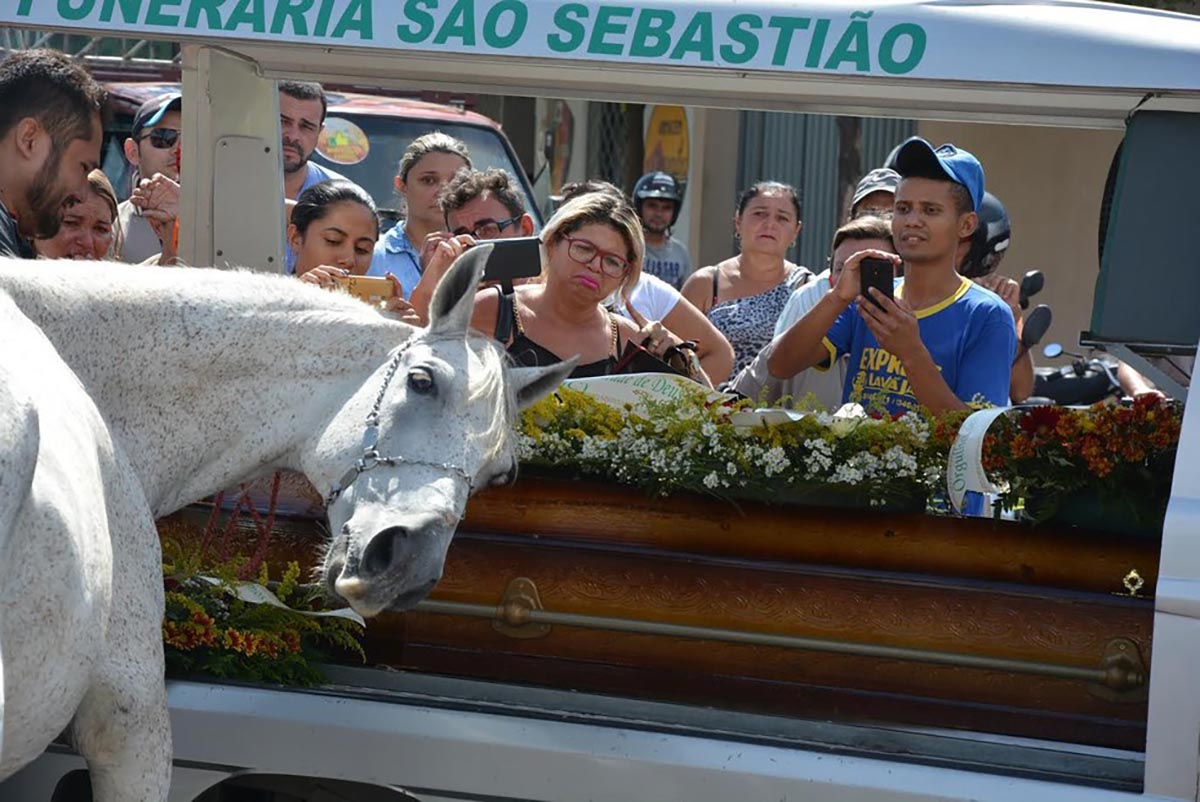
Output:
top-left (325, 339), bottom-right (474, 507)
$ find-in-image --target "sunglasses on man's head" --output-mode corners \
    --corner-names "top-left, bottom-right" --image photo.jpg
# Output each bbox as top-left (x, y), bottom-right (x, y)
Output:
top-left (139, 128), bottom-right (180, 150)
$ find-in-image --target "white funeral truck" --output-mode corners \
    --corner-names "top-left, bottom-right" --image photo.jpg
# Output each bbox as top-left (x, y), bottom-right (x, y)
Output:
top-left (2, 1), bottom-right (1199, 800)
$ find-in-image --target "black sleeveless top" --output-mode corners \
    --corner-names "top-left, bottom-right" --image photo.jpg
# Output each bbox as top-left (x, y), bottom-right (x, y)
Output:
top-left (493, 289), bottom-right (620, 378)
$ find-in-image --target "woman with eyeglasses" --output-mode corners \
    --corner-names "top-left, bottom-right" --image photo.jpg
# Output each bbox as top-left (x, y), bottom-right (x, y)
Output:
top-left (471, 192), bottom-right (675, 379)
top-left (681, 181), bottom-right (812, 382)
top-left (367, 132), bottom-right (472, 297)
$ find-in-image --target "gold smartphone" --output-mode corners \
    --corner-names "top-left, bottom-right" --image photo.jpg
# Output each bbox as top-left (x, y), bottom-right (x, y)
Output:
top-left (331, 275), bottom-right (396, 304)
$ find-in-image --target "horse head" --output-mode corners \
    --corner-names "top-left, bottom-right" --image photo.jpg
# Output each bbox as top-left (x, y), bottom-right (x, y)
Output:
top-left (310, 246), bottom-right (573, 617)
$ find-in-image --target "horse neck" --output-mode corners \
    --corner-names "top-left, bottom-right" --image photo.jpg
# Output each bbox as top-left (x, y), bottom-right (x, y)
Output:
top-left (0, 262), bottom-right (410, 517)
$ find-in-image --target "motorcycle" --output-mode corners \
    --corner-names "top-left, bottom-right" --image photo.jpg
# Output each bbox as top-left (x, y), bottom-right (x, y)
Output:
top-left (1030, 344), bottom-right (1123, 405)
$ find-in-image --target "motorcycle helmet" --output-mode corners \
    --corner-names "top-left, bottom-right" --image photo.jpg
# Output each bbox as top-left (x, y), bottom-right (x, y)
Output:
top-left (960, 191), bottom-right (1011, 278)
top-left (633, 171), bottom-right (683, 227)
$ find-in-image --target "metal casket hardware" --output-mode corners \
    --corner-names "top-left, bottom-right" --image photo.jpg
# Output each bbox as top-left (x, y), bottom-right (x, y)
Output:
top-left (1088, 637), bottom-right (1149, 704)
top-left (492, 577), bottom-right (551, 639)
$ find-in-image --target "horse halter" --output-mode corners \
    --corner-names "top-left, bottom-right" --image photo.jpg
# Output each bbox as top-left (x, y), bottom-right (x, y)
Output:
top-left (325, 339), bottom-right (474, 508)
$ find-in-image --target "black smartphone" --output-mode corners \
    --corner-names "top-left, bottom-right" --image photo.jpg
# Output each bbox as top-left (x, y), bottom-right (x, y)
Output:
top-left (859, 257), bottom-right (895, 308)
top-left (480, 236), bottom-right (542, 282)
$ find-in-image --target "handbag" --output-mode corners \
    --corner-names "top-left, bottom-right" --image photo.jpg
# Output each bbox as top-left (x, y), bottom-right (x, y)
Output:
top-left (612, 338), bottom-right (703, 382)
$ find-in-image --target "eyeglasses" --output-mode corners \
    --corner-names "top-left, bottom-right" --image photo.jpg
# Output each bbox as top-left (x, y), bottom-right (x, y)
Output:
top-left (138, 128), bottom-right (180, 150)
top-left (853, 207), bottom-right (894, 220)
top-left (563, 236), bottom-right (630, 278)
top-left (452, 214), bottom-right (522, 240)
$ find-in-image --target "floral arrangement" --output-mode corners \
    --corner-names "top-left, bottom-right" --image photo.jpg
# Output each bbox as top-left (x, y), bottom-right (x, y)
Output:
top-left (978, 395), bottom-right (1182, 526)
top-left (518, 385), bottom-right (1183, 529)
top-left (159, 475), bottom-right (364, 686)
top-left (519, 385), bottom-right (946, 510)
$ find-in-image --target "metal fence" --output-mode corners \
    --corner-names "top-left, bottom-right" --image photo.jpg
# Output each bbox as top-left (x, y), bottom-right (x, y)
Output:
top-left (737, 112), bottom-right (915, 271)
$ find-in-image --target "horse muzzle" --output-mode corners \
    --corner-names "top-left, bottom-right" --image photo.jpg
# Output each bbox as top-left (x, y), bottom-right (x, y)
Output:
top-left (327, 512), bottom-right (454, 616)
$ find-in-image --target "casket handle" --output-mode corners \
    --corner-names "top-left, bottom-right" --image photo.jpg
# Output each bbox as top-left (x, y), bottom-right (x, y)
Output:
top-left (417, 579), bottom-right (1147, 698)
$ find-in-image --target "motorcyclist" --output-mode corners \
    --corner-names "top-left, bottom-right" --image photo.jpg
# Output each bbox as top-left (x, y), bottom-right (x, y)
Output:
top-left (633, 171), bottom-right (692, 289)
top-left (957, 192), bottom-right (1036, 403)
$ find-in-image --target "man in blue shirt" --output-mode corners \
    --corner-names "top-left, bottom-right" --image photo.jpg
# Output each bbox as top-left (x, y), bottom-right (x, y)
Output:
top-left (768, 137), bottom-right (1015, 416)
top-left (279, 81), bottom-right (355, 274)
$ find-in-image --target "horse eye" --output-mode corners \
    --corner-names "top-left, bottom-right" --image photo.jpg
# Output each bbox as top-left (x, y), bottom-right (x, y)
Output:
top-left (407, 367), bottom-right (436, 395)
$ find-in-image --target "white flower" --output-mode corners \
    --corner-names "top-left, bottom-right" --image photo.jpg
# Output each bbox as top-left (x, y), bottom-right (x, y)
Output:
top-left (703, 471), bottom-right (721, 489)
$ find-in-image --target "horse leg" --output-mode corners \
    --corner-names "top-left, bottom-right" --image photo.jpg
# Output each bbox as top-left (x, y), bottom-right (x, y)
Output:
top-left (70, 613), bottom-right (171, 801)
top-left (71, 480), bottom-right (171, 802)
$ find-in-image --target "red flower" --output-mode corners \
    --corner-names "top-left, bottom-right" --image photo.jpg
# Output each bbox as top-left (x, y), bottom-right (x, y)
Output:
top-left (1019, 405), bottom-right (1063, 438)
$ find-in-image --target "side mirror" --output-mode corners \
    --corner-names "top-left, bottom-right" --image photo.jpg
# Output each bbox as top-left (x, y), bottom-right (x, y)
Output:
top-left (1018, 270), bottom-right (1044, 310)
top-left (1021, 304), bottom-right (1053, 350)
top-left (1043, 343), bottom-right (1064, 359)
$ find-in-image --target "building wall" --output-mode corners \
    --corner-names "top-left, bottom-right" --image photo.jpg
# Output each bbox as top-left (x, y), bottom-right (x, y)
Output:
top-left (917, 121), bottom-right (1124, 352)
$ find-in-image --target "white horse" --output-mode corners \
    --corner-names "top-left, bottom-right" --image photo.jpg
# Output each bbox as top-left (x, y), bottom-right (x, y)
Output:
top-left (0, 248), bottom-right (573, 800)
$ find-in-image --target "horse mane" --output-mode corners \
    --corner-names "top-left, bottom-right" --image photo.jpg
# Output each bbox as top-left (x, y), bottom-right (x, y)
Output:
top-left (463, 331), bottom-right (519, 465)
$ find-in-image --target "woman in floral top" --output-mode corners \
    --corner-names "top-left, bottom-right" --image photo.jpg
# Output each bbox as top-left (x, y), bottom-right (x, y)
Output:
top-left (682, 181), bottom-right (812, 385)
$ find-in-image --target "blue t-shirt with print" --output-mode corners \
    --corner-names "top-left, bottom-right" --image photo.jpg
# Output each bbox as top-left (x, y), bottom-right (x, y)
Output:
top-left (822, 277), bottom-right (1016, 416)
top-left (365, 221), bottom-right (421, 300)
top-left (284, 161), bottom-right (349, 275)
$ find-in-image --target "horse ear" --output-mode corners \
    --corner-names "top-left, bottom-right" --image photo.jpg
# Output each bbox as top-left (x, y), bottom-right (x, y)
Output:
top-left (429, 244), bottom-right (490, 335)
top-left (509, 358), bottom-right (578, 411)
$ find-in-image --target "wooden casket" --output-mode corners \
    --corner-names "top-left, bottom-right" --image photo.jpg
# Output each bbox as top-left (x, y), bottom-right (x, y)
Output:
top-left (170, 472), bottom-right (1156, 752)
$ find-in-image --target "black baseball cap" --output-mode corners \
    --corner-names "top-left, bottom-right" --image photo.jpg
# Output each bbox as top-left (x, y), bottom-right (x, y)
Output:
top-left (131, 92), bottom-right (182, 139)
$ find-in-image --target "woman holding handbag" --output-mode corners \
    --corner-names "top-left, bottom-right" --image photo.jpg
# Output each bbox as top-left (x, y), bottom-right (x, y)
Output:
top-left (471, 191), bottom-right (708, 384)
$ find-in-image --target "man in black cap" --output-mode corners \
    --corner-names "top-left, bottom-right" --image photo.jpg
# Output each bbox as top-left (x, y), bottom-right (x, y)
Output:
top-left (0, 49), bottom-right (104, 259)
top-left (117, 91), bottom-right (182, 263)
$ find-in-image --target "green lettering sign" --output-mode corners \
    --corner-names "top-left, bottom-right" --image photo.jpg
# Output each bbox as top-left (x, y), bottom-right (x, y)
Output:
top-left (271, 0), bottom-right (313, 35)
top-left (16, 0), bottom-right (34, 16)
top-left (331, 0), bottom-right (371, 39)
top-left (669, 11), bottom-right (713, 62)
top-left (145, 0), bottom-right (182, 25)
top-left (824, 11), bottom-right (871, 71)
top-left (805, 18), bottom-right (829, 68)
top-left (313, 0), bottom-right (337, 36)
top-left (547, 3), bottom-right (587, 53)
top-left (482, 0), bottom-right (527, 49)
top-left (878, 23), bottom-right (926, 74)
top-left (396, 0), bottom-right (436, 43)
top-left (59, 0), bottom-right (95, 20)
top-left (629, 8), bottom-right (674, 59)
top-left (185, 0), bottom-right (226, 29)
top-left (225, 0), bottom-right (266, 32)
top-left (767, 16), bottom-right (810, 67)
top-left (720, 13), bottom-right (760, 64)
top-left (99, 0), bottom-right (138, 23)
top-left (433, 0), bottom-right (476, 46)
top-left (589, 6), bottom-right (633, 57)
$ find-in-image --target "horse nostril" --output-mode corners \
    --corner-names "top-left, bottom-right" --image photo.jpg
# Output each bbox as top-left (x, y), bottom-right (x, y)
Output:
top-left (360, 526), bottom-right (408, 577)
top-left (341, 523), bottom-right (351, 536)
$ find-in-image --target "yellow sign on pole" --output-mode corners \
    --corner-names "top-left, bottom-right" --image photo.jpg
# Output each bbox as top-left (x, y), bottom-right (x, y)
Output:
top-left (644, 106), bottom-right (689, 180)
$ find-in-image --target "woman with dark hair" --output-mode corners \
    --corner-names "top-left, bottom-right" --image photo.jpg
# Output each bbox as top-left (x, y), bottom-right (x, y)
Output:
top-left (681, 181), bottom-right (812, 382)
top-left (367, 132), bottom-right (472, 296)
top-left (292, 179), bottom-right (418, 323)
top-left (34, 169), bottom-right (122, 260)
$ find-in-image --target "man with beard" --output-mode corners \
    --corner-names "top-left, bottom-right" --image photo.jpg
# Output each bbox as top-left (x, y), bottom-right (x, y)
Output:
top-left (633, 171), bottom-right (692, 289)
top-left (117, 92), bottom-right (182, 263)
top-left (279, 80), bottom-right (357, 274)
top-left (0, 49), bottom-right (104, 259)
